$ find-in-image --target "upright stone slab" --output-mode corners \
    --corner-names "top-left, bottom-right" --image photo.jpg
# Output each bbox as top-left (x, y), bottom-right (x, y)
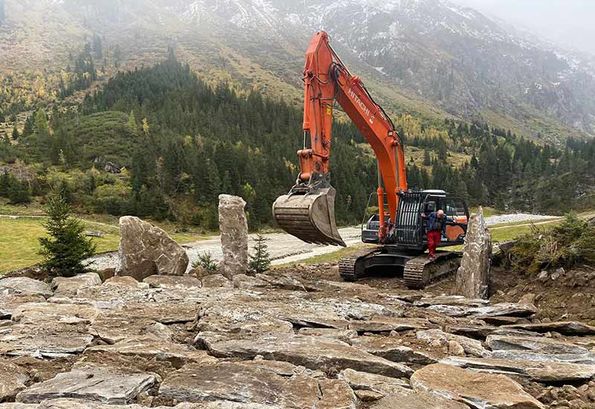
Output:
top-left (218, 195), bottom-right (248, 278)
top-left (118, 216), bottom-right (189, 280)
top-left (455, 207), bottom-right (491, 299)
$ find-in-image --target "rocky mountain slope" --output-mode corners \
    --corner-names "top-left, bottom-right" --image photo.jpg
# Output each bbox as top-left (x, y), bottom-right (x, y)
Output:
top-left (1, 0), bottom-right (594, 142)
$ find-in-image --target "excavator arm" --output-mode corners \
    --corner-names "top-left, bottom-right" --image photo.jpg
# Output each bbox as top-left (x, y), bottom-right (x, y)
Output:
top-left (273, 31), bottom-right (407, 245)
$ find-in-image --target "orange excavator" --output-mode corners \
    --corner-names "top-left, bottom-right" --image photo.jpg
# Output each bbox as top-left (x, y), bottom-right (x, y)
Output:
top-left (273, 32), bottom-right (469, 289)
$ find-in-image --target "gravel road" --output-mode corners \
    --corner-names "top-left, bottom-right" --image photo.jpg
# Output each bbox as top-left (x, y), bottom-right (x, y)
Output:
top-left (87, 213), bottom-right (557, 272)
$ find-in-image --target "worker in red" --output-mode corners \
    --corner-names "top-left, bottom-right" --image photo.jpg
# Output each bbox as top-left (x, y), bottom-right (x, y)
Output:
top-left (425, 209), bottom-right (450, 261)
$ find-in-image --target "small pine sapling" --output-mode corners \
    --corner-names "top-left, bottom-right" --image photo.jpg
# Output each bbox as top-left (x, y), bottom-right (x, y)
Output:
top-left (249, 234), bottom-right (271, 274)
top-left (192, 251), bottom-right (218, 273)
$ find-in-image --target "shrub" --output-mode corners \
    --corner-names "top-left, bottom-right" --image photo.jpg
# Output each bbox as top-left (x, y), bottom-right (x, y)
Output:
top-left (509, 213), bottom-right (594, 273)
top-left (192, 251), bottom-right (218, 272)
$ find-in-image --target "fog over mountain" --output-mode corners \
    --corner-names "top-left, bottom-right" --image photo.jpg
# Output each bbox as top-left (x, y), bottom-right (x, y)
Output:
top-left (452, 0), bottom-right (595, 57)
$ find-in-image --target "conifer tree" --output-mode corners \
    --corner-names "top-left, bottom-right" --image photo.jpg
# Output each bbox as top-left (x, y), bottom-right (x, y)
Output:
top-left (249, 234), bottom-right (271, 274)
top-left (39, 192), bottom-right (96, 277)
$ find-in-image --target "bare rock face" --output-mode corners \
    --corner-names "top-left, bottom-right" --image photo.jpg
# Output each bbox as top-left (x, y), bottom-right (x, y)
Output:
top-left (410, 364), bottom-right (544, 409)
top-left (455, 207), bottom-right (491, 299)
top-left (118, 216), bottom-right (189, 280)
top-left (218, 195), bottom-right (248, 278)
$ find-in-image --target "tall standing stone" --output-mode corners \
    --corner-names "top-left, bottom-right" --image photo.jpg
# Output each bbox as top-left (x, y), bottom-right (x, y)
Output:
top-left (455, 207), bottom-right (492, 299)
top-left (218, 195), bottom-right (248, 278)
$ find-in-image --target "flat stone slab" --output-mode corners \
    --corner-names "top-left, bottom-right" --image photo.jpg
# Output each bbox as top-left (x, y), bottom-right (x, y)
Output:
top-left (0, 278), bottom-right (52, 298)
top-left (0, 324), bottom-right (93, 358)
top-left (502, 321), bottom-right (595, 336)
top-left (86, 336), bottom-right (217, 363)
top-left (428, 302), bottom-right (537, 318)
top-left (338, 368), bottom-right (410, 400)
top-left (370, 391), bottom-right (469, 409)
top-left (143, 275), bottom-right (202, 289)
top-left (16, 367), bottom-right (157, 404)
top-left (411, 363), bottom-right (544, 409)
top-left (206, 334), bottom-right (413, 378)
top-left (0, 400), bottom-right (279, 408)
top-left (159, 360), bottom-right (356, 408)
top-left (51, 273), bottom-right (102, 297)
top-left (486, 334), bottom-right (589, 355)
top-left (414, 296), bottom-right (489, 308)
top-left (11, 302), bottom-right (99, 326)
top-left (0, 360), bottom-right (29, 400)
top-left (441, 356), bottom-right (595, 383)
top-left (351, 336), bottom-right (438, 365)
top-left (348, 317), bottom-right (429, 334)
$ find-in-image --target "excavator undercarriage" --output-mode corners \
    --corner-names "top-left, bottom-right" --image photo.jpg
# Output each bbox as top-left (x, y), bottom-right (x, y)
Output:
top-left (339, 247), bottom-right (462, 289)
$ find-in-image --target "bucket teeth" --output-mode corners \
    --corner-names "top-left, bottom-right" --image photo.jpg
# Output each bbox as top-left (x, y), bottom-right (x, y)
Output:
top-left (272, 187), bottom-right (346, 246)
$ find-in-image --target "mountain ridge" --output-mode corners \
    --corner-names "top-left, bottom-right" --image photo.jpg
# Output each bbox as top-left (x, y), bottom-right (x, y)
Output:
top-left (0, 0), bottom-right (594, 143)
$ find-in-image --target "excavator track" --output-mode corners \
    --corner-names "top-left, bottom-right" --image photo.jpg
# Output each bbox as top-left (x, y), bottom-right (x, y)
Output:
top-left (339, 248), bottom-right (462, 289)
top-left (403, 251), bottom-right (462, 289)
top-left (339, 248), bottom-right (380, 281)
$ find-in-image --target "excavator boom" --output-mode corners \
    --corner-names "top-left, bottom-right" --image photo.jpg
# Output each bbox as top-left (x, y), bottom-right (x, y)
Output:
top-left (273, 31), bottom-right (407, 246)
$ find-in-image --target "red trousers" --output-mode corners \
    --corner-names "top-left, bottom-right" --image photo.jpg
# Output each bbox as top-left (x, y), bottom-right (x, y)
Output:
top-left (427, 230), bottom-right (441, 258)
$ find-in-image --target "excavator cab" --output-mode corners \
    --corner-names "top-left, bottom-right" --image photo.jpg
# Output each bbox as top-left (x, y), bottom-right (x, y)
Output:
top-left (361, 190), bottom-right (469, 249)
top-left (272, 185), bottom-right (346, 247)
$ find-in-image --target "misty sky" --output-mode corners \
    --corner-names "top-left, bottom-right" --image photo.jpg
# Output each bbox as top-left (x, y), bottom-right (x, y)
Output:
top-left (451, 0), bottom-right (595, 56)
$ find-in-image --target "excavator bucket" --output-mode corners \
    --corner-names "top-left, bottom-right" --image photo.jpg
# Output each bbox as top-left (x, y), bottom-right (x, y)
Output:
top-left (272, 187), bottom-right (346, 246)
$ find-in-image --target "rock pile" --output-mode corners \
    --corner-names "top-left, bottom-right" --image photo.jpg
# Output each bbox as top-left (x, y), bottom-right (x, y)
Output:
top-left (0, 267), bottom-right (593, 408)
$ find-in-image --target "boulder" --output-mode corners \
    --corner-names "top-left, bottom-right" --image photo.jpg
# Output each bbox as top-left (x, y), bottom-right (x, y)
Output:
top-left (410, 364), bottom-right (544, 408)
top-left (218, 195), bottom-right (249, 278)
top-left (455, 207), bottom-right (491, 299)
top-left (441, 356), bottom-right (595, 383)
top-left (118, 216), bottom-right (189, 280)
top-left (51, 273), bottom-right (102, 297)
top-left (159, 360), bottom-right (356, 408)
top-left (15, 367), bottom-right (156, 404)
top-left (0, 360), bottom-right (29, 401)
top-left (206, 334), bottom-right (413, 378)
top-left (0, 277), bottom-right (52, 298)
